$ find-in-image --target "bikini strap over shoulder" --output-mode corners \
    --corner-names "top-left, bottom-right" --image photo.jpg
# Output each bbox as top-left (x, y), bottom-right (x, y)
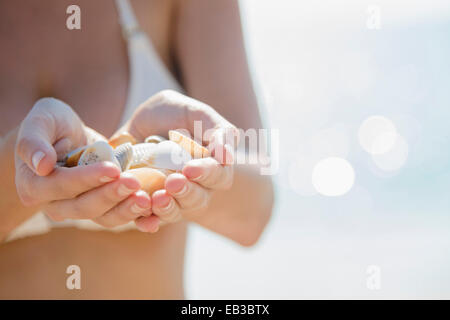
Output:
top-left (115, 0), bottom-right (142, 39)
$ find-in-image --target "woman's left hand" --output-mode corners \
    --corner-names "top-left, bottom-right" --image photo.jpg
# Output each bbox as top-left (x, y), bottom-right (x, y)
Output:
top-left (113, 90), bottom-right (239, 232)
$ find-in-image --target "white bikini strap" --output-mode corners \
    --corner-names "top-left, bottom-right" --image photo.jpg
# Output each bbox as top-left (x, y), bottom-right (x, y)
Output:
top-left (115, 0), bottom-right (141, 39)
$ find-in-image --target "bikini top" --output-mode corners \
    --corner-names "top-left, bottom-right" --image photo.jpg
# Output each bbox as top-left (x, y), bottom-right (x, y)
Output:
top-left (5, 0), bottom-right (181, 242)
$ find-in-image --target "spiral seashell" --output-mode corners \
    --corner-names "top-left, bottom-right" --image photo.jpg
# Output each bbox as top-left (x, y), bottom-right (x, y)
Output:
top-left (113, 142), bottom-right (134, 171)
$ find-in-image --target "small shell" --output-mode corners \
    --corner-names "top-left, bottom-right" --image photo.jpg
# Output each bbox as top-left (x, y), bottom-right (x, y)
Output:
top-left (130, 141), bottom-right (192, 171)
top-left (113, 142), bottom-right (134, 171)
top-left (126, 168), bottom-right (167, 195)
top-left (168, 130), bottom-right (210, 159)
top-left (64, 146), bottom-right (87, 167)
top-left (78, 141), bottom-right (120, 169)
top-left (108, 132), bottom-right (136, 149)
top-left (144, 135), bottom-right (166, 144)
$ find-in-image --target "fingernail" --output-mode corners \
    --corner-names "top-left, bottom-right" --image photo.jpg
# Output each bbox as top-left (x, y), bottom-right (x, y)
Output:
top-left (99, 176), bottom-right (115, 183)
top-left (32, 151), bottom-right (45, 171)
top-left (190, 174), bottom-right (203, 182)
top-left (172, 184), bottom-right (188, 197)
top-left (152, 216), bottom-right (161, 232)
top-left (117, 184), bottom-right (135, 197)
top-left (160, 199), bottom-right (174, 211)
top-left (185, 165), bottom-right (203, 181)
top-left (131, 203), bottom-right (147, 214)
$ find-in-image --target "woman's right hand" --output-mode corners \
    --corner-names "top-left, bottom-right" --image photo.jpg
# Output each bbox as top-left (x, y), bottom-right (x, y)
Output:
top-left (14, 98), bottom-right (152, 228)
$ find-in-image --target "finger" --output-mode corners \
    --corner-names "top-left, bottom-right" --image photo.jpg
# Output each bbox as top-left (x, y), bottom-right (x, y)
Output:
top-left (124, 90), bottom-right (238, 145)
top-left (164, 173), bottom-right (211, 212)
top-left (182, 158), bottom-right (233, 190)
top-left (16, 161), bottom-right (121, 207)
top-left (16, 97), bottom-right (86, 176)
top-left (135, 214), bottom-right (161, 233)
top-left (53, 138), bottom-right (73, 160)
top-left (151, 189), bottom-right (182, 223)
top-left (45, 172), bottom-right (140, 221)
top-left (84, 126), bottom-right (108, 145)
top-left (125, 168), bottom-right (166, 196)
top-left (94, 190), bottom-right (152, 228)
top-left (211, 143), bottom-right (235, 166)
top-left (205, 128), bottom-right (238, 165)
top-left (16, 116), bottom-right (57, 176)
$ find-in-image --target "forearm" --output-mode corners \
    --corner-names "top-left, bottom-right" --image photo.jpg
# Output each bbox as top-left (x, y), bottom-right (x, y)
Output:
top-left (190, 162), bottom-right (274, 246)
top-left (0, 128), bottom-right (40, 241)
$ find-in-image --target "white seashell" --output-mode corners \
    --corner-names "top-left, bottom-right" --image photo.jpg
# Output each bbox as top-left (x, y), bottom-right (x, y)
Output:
top-left (113, 142), bottom-right (134, 171)
top-left (130, 141), bottom-right (192, 171)
top-left (78, 141), bottom-right (121, 169)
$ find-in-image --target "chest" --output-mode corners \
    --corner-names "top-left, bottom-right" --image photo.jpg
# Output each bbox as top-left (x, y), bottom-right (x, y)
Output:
top-left (0, 0), bottom-right (174, 137)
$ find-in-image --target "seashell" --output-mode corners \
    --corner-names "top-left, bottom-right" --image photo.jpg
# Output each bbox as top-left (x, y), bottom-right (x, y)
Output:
top-left (75, 140), bottom-right (192, 172)
top-left (144, 135), bottom-right (166, 144)
top-left (64, 146), bottom-right (88, 167)
top-left (77, 140), bottom-right (121, 169)
top-left (126, 168), bottom-right (166, 195)
top-left (168, 130), bottom-right (210, 159)
top-left (112, 142), bottom-right (134, 171)
top-left (129, 141), bottom-right (192, 171)
top-left (77, 141), bottom-right (135, 172)
top-left (108, 132), bottom-right (136, 149)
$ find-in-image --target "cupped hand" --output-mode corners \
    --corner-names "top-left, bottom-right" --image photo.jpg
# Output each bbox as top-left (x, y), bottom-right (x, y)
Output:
top-left (113, 90), bottom-right (238, 232)
top-left (15, 97), bottom-right (152, 228)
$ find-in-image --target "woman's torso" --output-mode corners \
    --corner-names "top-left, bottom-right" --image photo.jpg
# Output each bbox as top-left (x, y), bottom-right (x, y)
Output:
top-left (0, 0), bottom-right (187, 299)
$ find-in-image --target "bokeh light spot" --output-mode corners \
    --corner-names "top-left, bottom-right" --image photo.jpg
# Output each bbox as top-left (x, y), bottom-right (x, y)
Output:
top-left (372, 135), bottom-right (409, 172)
top-left (312, 157), bottom-right (355, 197)
top-left (358, 116), bottom-right (397, 155)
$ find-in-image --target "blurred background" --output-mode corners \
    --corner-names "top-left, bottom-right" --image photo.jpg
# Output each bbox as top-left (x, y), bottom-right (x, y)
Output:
top-left (185, 0), bottom-right (450, 299)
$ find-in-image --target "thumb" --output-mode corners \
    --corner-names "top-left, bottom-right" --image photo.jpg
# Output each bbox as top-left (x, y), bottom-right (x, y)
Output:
top-left (16, 127), bottom-right (57, 177)
top-left (16, 98), bottom-right (62, 176)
